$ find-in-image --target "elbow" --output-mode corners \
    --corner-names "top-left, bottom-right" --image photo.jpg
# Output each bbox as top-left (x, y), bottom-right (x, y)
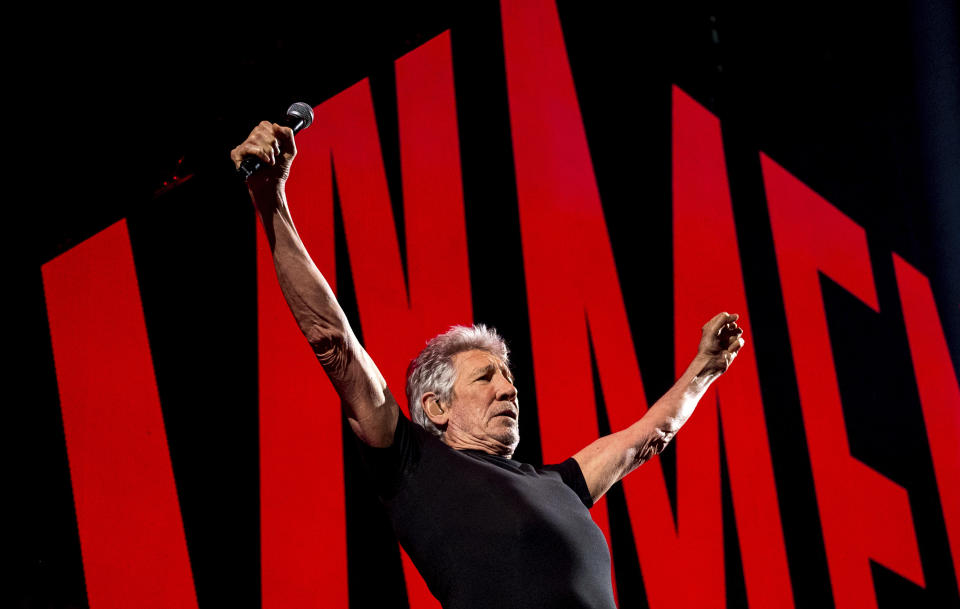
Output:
top-left (651, 425), bottom-right (678, 455)
top-left (618, 421), bottom-right (681, 480)
top-left (652, 427), bottom-right (673, 455)
top-left (659, 415), bottom-right (682, 437)
top-left (649, 417), bottom-right (681, 456)
top-left (306, 326), bottom-right (349, 369)
top-left (631, 427), bottom-right (674, 469)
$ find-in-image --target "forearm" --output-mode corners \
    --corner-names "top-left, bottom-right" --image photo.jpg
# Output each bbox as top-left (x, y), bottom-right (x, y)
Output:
top-left (252, 183), bottom-right (351, 349)
top-left (250, 184), bottom-right (397, 444)
top-left (573, 355), bottom-right (723, 503)
top-left (641, 354), bottom-right (723, 443)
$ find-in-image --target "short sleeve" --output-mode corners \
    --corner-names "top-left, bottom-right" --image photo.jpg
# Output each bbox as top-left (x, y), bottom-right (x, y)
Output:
top-left (355, 409), bottom-right (425, 501)
top-left (542, 458), bottom-right (594, 509)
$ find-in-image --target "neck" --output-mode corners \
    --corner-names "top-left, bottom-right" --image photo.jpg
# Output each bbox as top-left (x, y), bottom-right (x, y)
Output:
top-left (441, 433), bottom-right (515, 458)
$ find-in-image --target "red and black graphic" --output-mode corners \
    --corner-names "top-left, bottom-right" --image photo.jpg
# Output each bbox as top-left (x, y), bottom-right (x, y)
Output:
top-left (24, 1), bottom-right (959, 607)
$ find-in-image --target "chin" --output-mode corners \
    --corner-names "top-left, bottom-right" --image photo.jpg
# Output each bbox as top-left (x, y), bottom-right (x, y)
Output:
top-left (486, 418), bottom-right (520, 452)
top-left (494, 429), bottom-right (520, 452)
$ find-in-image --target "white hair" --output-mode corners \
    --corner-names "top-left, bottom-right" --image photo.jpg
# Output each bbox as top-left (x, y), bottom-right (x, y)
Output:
top-left (406, 324), bottom-right (510, 437)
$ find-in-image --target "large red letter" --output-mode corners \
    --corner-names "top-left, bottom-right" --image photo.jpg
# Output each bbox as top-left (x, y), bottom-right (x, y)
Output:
top-left (672, 87), bottom-right (794, 608)
top-left (893, 254), bottom-right (960, 594)
top-left (763, 155), bottom-right (925, 609)
top-left (500, 0), bottom-right (630, 594)
top-left (258, 113), bottom-right (346, 608)
top-left (43, 220), bottom-right (199, 609)
top-left (501, 1), bottom-right (778, 606)
top-left (258, 32), bottom-right (469, 609)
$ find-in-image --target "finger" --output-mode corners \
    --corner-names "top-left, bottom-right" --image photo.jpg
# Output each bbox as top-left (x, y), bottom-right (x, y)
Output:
top-left (251, 122), bottom-right (273, 144)
top-left (252, 136), bottom-right (278, 165)
top-left (727, 336), bottom-right (745, 353)
top-left (238, 142), bottom-right (272, 165)
top-left (719, 314), bottom-right (741, 334)
top-left (274, 125), bottom-right (297, 156)
top-left (266, 124), bottom-right (281, 154)
top-left (707, 314), bottom-right (742, 339)
top-left (703, 311), bottom-right (731, 335)
top-left (229, 147), bottom-right (244, 169)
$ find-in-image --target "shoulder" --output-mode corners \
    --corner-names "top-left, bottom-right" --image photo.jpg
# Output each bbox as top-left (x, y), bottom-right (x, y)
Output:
top-left (540, 458), bottom-right (594, 508)
top-left (356, 410), bottom-right (449, 500)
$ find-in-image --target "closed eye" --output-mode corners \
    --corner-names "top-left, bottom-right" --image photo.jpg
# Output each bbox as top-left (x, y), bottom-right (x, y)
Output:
top-left (473, 365), bottom-right (496, 382)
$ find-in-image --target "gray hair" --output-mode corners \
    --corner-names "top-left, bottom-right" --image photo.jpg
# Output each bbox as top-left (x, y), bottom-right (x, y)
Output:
top-left (406, 324), bottom-right (510, 437)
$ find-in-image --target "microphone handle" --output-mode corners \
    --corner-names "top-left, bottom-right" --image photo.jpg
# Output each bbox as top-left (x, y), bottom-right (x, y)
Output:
top-left (237, 115), bottom-right (310, 180)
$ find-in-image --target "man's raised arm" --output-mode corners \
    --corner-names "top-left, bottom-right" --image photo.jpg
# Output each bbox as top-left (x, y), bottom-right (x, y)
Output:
top-left (231, 121), bottom-right (399, 447)
top-left (572, 312), bottom-right (745, 504)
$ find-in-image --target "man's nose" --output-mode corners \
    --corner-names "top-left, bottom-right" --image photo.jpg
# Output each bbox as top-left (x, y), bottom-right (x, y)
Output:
top-left (497, 378), bottom-right (518, 401)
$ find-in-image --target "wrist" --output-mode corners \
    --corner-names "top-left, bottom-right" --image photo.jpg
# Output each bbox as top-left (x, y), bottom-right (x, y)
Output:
top-left (691, 353), bottom-right (725, 380)
top-left (248, 179), bottom-right (287, 212)
top-left (248, 176), bottom-right (286, 196)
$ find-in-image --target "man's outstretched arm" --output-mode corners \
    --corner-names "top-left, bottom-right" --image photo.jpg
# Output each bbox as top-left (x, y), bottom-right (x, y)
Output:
top-left (572, 312), bottom-right (744, 504)
top-left (231, 121), bottom-right (399, 447)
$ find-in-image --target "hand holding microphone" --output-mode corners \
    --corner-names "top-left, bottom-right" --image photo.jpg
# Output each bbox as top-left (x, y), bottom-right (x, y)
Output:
top-left (230, 102), bottom-right (314, 186)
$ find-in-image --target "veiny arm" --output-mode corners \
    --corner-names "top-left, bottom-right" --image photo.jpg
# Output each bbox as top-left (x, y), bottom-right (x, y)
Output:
top-left (231, 121), bottom-right (399, 447)
top-left (572, 312), bottom-right (744, 504)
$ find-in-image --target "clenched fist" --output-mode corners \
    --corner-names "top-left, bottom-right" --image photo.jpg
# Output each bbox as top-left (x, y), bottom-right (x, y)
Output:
top-left (230, 121), bottom-right (298, 188)
top-left (697, 312), bottom-right (745, 374)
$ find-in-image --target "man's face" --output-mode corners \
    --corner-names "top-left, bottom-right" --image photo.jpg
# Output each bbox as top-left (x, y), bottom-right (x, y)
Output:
top-left (443, 349), bottom-right (519, 456)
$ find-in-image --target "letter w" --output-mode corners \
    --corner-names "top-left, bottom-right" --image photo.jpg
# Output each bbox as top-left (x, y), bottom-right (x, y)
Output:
top-left (257, 32), bottom-right (470, 609)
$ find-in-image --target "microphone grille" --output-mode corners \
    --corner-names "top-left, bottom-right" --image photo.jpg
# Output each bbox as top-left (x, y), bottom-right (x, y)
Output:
top-left (286, 102), bottom-right (314, 130)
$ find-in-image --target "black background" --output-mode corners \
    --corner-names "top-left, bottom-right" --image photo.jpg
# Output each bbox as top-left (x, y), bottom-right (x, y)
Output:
top-left (21, 2), bottom-right (960, 607)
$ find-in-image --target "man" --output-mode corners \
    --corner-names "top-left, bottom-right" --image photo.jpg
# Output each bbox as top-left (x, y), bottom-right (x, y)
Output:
top-left (232, 121), bottom-right (744, 608)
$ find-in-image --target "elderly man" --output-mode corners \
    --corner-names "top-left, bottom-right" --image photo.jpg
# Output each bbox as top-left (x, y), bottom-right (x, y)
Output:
top-left (232, 122), bottom-right (744, 609)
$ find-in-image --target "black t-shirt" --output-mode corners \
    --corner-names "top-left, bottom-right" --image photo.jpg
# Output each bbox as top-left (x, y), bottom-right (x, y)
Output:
top-left (359, 411), bottom-right (617, 609)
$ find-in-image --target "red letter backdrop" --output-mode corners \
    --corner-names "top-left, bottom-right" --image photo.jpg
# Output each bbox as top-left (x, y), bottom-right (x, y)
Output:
top-left (763, 154), bottom-right (926, 609)
top-left (43, 221), bottom-right (199, 609)
top-left (39, 2), bottom-right (959, 608)
top-left (259, 31), bottom-right (469, 609)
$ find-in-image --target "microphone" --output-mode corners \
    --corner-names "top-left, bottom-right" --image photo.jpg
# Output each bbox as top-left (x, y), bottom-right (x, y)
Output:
top-left (237, 102), bottom-right (315, 180)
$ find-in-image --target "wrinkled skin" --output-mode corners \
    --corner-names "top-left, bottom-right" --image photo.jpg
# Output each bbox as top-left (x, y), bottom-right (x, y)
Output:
top-left (423, 350), bottom-right (520, 457)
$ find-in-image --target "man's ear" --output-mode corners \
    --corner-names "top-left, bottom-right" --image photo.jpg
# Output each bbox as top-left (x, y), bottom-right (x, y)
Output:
top-left (421, 392), bottom-right (449, 427)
